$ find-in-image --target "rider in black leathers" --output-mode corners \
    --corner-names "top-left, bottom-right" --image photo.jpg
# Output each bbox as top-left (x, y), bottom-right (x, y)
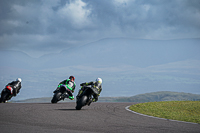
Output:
top-left (76, 78), bottom-right (102, 102)
top-left (2, 78), bottom-right (22, 96)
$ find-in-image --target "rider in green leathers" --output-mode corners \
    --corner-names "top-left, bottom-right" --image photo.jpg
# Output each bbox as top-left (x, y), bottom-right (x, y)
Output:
top-left (54, 76), bottom-right (76, 100)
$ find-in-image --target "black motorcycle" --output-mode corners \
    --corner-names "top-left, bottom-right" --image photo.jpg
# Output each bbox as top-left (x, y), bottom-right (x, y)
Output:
top-left (51, 85), bottom-right (71, 103)
top-left (76, 86), bottom-right (99, 110)
top-left (0, 86), bottom-right (14, 103)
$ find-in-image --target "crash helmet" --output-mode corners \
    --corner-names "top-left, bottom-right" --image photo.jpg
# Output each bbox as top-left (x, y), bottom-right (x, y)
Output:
top-left (69, 76), bottom-right (75, 81)
top-left (16, 78), bottom-right (22, 82)
top-left (96, 78), bottom-right (102, 84)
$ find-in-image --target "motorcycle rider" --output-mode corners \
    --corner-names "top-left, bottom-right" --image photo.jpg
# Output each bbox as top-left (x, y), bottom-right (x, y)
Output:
top-left (76, 78), bottom-right (102, 102)
top-left (54, 76), bottom-right (76, 100)
top-left (3, 78), bottom-right (22, 97)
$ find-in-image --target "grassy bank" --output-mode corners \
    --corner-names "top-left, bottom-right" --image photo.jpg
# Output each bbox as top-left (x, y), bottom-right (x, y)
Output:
top-left (129, 101), bottom-right (200, 124)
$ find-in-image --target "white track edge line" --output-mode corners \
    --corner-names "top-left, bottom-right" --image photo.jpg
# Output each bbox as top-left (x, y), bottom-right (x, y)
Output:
top-left (125, 106), bottom-right (198, 125)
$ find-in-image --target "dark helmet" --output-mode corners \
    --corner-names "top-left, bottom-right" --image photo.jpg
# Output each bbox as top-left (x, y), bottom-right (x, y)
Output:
top-left (69, 76), bottom-right (75, 81)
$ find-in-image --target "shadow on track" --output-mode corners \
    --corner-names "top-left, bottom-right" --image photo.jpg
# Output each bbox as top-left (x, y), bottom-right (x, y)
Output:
top-left (56, 109), bottom-right (77, 111)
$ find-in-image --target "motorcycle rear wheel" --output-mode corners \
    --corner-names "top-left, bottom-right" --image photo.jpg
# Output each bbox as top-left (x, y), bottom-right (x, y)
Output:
top-left (51, 92), bottom-right (62, 103)
top-left (0, 93), bottom-right (9, 103)
top-left (76, 95), bottom-right (88, 110)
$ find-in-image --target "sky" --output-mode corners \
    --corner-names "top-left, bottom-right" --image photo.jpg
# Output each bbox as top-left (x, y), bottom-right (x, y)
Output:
top-left (0, 0), bottom-right (200, 57)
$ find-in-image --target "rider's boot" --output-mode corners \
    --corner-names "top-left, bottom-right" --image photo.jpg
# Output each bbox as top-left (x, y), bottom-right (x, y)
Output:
top-left (69, 95), bottom-right (74, 100)
top-left (92, 96), bottom-right (98, 102)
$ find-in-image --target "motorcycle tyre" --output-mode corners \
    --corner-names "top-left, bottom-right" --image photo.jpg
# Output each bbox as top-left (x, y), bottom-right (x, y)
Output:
top-left (51, 92), bottom-right (62, 103)
top-left (76, 95), bottom-right (88, 110)
top-left (0, 92), bottom-right (9, 103)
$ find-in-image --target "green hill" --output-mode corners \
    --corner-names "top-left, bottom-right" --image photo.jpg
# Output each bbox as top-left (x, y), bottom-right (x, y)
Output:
top-left (112, 91), bottom-right (200, 103)
top-left (15, 91), bottom-right (200, 103)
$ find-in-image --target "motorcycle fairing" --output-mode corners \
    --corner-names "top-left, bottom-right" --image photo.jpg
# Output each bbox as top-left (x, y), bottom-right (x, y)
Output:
top-left (6, 86), bottom-right (13, 94)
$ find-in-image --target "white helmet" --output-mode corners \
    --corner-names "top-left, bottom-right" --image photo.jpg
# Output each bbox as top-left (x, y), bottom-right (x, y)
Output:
top-left (16, 78), bottom-right (22, 82)
top-left (96, 78), bottom-right (102, 84)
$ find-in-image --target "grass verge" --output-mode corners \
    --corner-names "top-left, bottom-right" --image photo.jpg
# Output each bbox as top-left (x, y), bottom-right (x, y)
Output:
top-left (129, 101), bottom-right (200, 124)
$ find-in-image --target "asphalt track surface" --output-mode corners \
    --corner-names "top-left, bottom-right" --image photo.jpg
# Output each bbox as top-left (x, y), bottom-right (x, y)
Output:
top-left (0, 102), bottom-right (199, 133)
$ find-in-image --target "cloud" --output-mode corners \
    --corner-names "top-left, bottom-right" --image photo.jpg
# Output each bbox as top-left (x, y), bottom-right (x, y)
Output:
top-left (57, 0), bottom-right (92, 28)
top-left (0, 0), bottom-right (200, 57)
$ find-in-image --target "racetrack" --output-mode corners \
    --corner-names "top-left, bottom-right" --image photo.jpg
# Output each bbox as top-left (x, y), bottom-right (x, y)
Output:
top-left (0, 102), bottom-right (199, 133)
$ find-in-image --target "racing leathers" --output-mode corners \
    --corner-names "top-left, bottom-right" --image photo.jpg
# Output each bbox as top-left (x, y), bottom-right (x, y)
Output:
top-left (55, 79), bottom-right (76, 100)
top-left (5, 80), bottom-right (22, 96)
top-left (77, 81), bottom-right (102, 102)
